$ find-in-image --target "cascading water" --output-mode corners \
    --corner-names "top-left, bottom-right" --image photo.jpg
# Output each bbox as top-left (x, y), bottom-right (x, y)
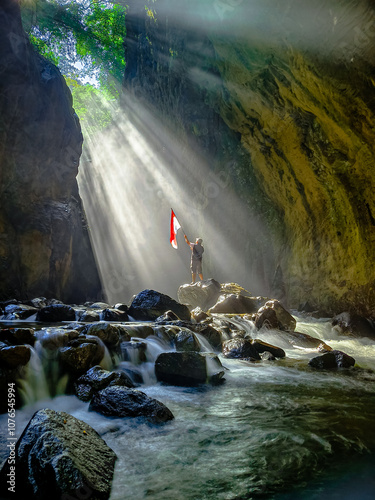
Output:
top-left (1, 315), bottom-right (375, 499)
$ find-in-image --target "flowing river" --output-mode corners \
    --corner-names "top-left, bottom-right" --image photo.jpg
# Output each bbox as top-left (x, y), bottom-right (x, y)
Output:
top-left (1, 315), bottom-right (375, 499)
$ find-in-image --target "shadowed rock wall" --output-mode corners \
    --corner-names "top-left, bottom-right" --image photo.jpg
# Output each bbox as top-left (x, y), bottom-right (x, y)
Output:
top-left (121, 0), bottom-right (375, 315)
top-left (0, 0), bottom-right (102, 302)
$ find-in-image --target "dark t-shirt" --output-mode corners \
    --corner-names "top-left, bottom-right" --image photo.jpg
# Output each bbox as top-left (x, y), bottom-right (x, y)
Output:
top-left (192, 243), bottom-right (204, 261)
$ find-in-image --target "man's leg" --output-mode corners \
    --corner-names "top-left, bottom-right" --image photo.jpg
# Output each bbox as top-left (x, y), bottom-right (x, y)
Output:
top-left (192, 273), bottom-right (196, 283)
top-left (198, 273), bottom-right (203, 281)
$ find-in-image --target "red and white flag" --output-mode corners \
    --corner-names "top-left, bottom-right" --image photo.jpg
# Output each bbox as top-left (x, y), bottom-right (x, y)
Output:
top-left (170, 209), bottom-right (181, 249)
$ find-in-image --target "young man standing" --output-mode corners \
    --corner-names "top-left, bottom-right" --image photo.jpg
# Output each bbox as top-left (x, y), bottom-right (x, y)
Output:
top-left (184, 235), bottom-right (204, 283)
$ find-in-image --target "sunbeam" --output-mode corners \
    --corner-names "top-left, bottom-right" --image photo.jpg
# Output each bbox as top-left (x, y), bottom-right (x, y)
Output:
top-left (77, 87), bottom-right (271, 304)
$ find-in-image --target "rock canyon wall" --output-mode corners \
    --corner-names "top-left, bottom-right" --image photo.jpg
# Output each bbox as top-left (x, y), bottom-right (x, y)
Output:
top-left (0, 0), bottom-right (102, 302)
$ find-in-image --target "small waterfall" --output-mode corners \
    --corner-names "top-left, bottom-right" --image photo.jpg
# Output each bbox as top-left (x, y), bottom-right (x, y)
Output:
top-left (18, 345), bottom-right (50, 405)
top-left (194, 332), bottom-right (216, 352)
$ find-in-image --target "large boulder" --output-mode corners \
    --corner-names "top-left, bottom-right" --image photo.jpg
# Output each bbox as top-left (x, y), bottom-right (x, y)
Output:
top-left (0, 344), bottom-right (31, 369)
top-left (59, 337), bottom-right (105, 375)
top-left (74, 365), bottom-right (134, 402)
top-left (155, 351), bottom-right (224, 386)
top-left (222, 337), bottom-right (285, 360)
top-left (0, 408), bottom-right (116, 499)
top-left (0, 327), bottom-right (36, 346)
top-left (128, 289), bottom-right (191, 321)
top-left (35, 304), bottom-right (76, 322)
top-left (86, 322), bottom-right (124, 347)
top-left (332, 312), bottom-right (375, 340)
top-left (308, 350), bottom-right (356, 369)
top-left (255, 300), bottom-right (296, 331)
top-left (89, 385), bottom-right (174, 423)
top-left (1, 304), bottom-right (38, 320)
top-left (177, 278), bottom-right (221, 310)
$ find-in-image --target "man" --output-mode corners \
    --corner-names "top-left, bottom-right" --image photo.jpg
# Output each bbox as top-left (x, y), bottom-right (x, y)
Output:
top-left (184, 235), bottom-right (204, 283)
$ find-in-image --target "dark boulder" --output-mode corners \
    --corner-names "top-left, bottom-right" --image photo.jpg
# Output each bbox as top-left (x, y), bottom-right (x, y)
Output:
top-left (255, 300), bottom-right (296, 331)
top-left (76, 309), bottom-right (100, 322)
top-left (86, 322), bottom-right (123, 347)
top-left (222, 338), bottom-right (260, 360)
top-left (128, 289), bottom-right (191, 321)
top-left (74, 365), bottom-right (134, 402)
top-left (89, 385), bottom-right (174, 423)
top-left (251, 339), bottom-right (286, 358)
top-left (2, 304), bottom-right (38, 320)
top-left (36, 304), bottom-right (76, 322)
top-left (174, 329), bottom-right (201, 352)
top-left (280, 330), bottom-right (332, 351)
top-left (332, 312), bottom-right (375, 340)
top-left (177, 278), bottom-right (221, 310)
top-left (308, 350), bottom-right (356, 369)
top-left (0, 328), bottom-right (36, 346)
top-left (0, 408), bottom-right (116, 499)
top-left (0, 344), bottom-right (31, 369)
top-left (59, 338), bottom-right (105, 375)
top-left (155, 351), bottom-right (224, 386)
top-left (101, 308), bottom-right (129, 322)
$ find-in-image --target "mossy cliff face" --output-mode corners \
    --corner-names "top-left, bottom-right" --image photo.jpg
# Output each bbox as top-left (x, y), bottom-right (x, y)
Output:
top-left (122, 0), bottom-right (375, 315)
top-left (0, 0), bottom-right (102, 302)
top-left (208, 0), bottom-right (375, 314)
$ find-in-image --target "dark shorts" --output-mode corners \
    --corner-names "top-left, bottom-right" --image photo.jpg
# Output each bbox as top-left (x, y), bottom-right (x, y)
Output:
top-left (191, 259), bottom-right (202, 274)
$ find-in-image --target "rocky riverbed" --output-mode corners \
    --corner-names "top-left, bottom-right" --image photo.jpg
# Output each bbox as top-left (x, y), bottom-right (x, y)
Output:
top-left (1, 280), bottom-right (375, 499)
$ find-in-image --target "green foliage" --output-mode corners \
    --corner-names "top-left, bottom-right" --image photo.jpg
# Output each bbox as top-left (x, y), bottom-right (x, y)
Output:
top-left (66, 77), bottom-right (116, 135)
top-left (21, 0), bottom-right (127, 92)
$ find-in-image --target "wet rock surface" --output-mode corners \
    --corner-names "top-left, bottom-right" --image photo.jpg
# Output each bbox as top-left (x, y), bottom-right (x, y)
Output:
top-left (0, 408), bottom-right (117, 500)
top-left (89, 385), bottom-right (174, 423)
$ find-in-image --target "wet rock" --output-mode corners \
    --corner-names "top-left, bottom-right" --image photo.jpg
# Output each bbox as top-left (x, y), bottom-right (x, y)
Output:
top-left (191, 307), bottom-right (210, 323)
top-left (281, 330), bottom-right (332, 351)
top-left (113, 303), bottom-right (129, 312)
top-left (89, 386), bottom-right (174, 423)
top-left (0, 408), bottom-right (116, 499)
top-left (152, 325), bottom-right (179, 344)
top-left (36, 304), bottom-right (76, 322)
top-left (0, 328), bottom-right (36, 346)
top-left (255, 300), bottom-right (296, 331)
top-left (308, 350), bottom-right (356, 369)
top-left (260, 351), bottom-right (276, 361)
top-left (177, 278), bottom-right (221, 310)
top-left (76, 309), bottom-right (100, 322)
top-left (155, 310), bottom-right (181, 322)
top-left (2, 304), bottom-right (38, 320)
top-left (251, 339), bottom-right (286, 358)
top-left (209, 293), bottom-right (260, 314)
top-left (174, 329), bottom-right (201, 352)
top-left (0, 345), bottom-right (31, 369)
top-left (86, 322), bottom-right (122, 347)
top-left (75, 365), bottom-right (134, 402)
top-left (128, 289), bottom-right (191, 321)
top-left (155, 351), bottom-right (224, 386)
top-left (222, 338), bottom-right (260, 360)
top-left (90, 302), bottom-right (111, 309)
top-left (332, 312), bottom-right (375, 340)
top-left (59, 338), bottom-right (105, 374)
top-left (101, 308), bottom-right (129, 321)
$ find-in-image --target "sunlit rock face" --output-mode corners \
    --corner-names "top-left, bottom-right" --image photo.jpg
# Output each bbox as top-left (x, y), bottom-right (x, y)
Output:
top-left (0, 0), bottom-right (102, 302)
top-left (122, 0), bottom-right (375, 315)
